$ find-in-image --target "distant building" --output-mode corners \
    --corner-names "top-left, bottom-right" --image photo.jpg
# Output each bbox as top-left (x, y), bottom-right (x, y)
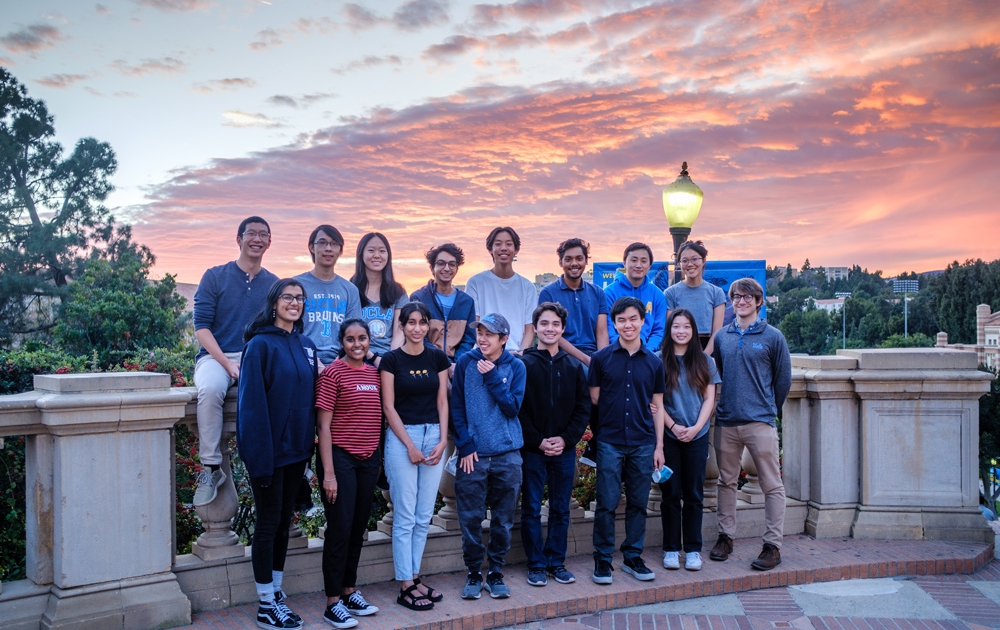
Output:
top-left (811, 297), bottom-right (845, 313)
top-left (936, 304), bottom-right (1000, 370)
top-left (826, 266), bottom-right (850, 282)
top-left (534, 272), bottom-right (558, 294)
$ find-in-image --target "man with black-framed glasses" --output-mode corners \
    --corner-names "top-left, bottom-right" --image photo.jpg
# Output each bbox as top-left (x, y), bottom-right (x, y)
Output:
top-left (709, 278), bottom-right (791, 571)
top-left (411, 243), bottom-right (477, 366)
top-left (193, 216), bottom-right (279, 507)
top-left (294, 224), bottom-right (362, 367)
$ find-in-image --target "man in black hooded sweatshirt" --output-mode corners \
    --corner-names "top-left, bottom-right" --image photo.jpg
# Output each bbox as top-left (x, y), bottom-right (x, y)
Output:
top-left (518, 301), bottom-right (590, 588)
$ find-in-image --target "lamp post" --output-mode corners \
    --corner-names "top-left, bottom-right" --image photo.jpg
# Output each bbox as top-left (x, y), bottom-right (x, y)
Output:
top-left (892, 279), bottom-right (919, 338)
top-left (662, 161), bottom-right (704, 284)
top-left (836, 291), bottom-right (852, 349)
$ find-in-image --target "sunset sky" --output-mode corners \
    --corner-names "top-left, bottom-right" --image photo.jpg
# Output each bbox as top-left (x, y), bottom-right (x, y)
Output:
top-left (4, 0), bottom-right (999, 289)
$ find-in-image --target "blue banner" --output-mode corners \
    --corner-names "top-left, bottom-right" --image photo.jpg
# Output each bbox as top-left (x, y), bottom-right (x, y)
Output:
top-left (591, 260), bottom-right (769, 320)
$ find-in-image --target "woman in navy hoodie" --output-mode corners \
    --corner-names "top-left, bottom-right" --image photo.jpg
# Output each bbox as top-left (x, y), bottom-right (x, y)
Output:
top-left (237, 278), bottom-right (319, 630)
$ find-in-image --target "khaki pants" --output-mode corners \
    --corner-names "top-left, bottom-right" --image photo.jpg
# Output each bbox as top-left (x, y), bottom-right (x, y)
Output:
top-left (714, 422), bottom-right (785, 547)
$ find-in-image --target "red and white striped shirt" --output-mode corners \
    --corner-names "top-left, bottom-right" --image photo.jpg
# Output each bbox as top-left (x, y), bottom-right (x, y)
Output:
top-left (316, 360), bottom-right (382, 459)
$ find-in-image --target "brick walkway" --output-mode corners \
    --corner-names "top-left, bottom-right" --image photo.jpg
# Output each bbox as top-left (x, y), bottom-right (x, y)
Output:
top-left (178, 536), bottom-right (998, 630)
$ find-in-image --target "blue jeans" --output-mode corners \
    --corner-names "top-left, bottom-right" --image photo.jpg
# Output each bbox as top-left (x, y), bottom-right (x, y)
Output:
top-left (455, 449), bottom-right (522, 572)
top-left (659, 433), bottom-right (709, 553)
top-left (520, 449), bottom-right (576, 570)
top-left (593, 441), bottom-right (655, 562)
top-left (384, 424), bottom-right (446, 581)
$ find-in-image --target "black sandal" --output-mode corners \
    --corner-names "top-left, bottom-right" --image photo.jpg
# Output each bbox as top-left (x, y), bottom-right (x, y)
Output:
top-left (397, 584), bottom-right (434, 611)
top-left (414, 577), bottom-right (444, 603)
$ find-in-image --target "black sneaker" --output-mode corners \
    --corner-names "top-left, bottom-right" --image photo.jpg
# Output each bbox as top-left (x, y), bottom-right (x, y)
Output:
top-left (257, 602), bottom-right (303, 630)
top-left (323, 601), bottom-right (358, 629)
top-left (461, 571), bottom-right (483, 599)
top-left (484, 571), bottom-right (510, 598)
top-left (547, 565), bottom-right (576, 584)
top-left (527, 568), bottom-right (547, 586)
top-left (622, 556), bottom-right (655, 581)
top-left (273, 591), bottom-right (302, 626)
top-left (592, 558), bottom-right (614, 584)
top-left (344, 590), bottom-right (379, 616)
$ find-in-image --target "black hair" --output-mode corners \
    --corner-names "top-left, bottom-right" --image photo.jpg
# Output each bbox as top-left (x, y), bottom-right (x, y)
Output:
top-left (398, 301), bottom-right (431, 329)
top-left (244, 278), bottom-right (304, 342)
top-left (623, 242), bottom-right (654, 265)
top-left (677, 240), bottom-right (708, 260)
top-left (661, 308), bottom-right (711, 395)
top-left (307, 224), bottom-right (345, 263)
top-left (351, 232), bottom-right (407, 309)
top-left (532, 301), bottom-right (568, 327)
top-left (337, 318), bottom-right (371, 358)
top-left (486, 227), bottom-right (521, 253)
top-left (557, 238), bottom-right (590, 260)
top-left (238, 216), bottom-right (270, 239)
top-left (611, 296), bottom-right (646, 321)
top-left (426, 243), bottom-right (466, 268)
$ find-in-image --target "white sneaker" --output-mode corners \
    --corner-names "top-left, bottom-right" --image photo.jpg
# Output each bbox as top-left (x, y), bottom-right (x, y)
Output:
top-left (662, 551), bottom-right (680, 570)
top-left (685, 551), bottom-right (703, 571)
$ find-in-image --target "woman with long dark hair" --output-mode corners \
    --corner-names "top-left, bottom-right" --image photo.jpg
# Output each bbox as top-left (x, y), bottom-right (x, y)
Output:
top-left (380, 301), bottom-right (450, 610)
top-left (316, 318), bottom-right (383, 628)
top-left (658, 308), bottom-right (720, 572)
top-left (351, 232), bottom-right (408, 364)
top-left (237, 278), bottom-right (318, 630)
top-left (663, 240), bottom-right (727, 354)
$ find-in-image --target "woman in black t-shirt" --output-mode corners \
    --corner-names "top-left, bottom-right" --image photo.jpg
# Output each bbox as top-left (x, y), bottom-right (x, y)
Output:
top-left (380, 301), bottom-right (451, 610)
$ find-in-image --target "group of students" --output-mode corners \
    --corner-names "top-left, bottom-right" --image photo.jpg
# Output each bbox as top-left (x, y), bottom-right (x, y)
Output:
top-left (190, 216), bottom-right (792, 630)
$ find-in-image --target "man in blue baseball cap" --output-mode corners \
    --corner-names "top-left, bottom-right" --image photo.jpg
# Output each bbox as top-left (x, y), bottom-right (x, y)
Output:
top-left (451, 313), bottom-right (527, 601)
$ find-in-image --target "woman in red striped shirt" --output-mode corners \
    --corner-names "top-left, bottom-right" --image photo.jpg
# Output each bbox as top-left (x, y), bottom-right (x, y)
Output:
top-left (316, 318), bottom-right (383, 628)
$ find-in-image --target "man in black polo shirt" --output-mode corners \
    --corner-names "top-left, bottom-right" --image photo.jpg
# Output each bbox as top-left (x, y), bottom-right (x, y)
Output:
top-left (588, 296), bottom-right (666, 584)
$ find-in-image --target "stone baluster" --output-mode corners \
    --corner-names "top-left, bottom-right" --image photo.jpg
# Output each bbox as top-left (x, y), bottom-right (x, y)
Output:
top-left (647, 483), bottom-right (663, 514)
top-left (738, 447), bottom-right (765, 504)
top-left (377, 489), bottom-right (394, 535)
top-left (192, 419), bottom-right (245, 560)
top-left (569, 459), bottom-right (586, 522)
top-left (703, 416), bottom-right (719, 507)
top-left (433, 439), bottom-right (461, 530)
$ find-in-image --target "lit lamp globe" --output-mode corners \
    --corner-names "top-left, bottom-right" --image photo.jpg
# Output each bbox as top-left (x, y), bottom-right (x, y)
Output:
top-left (662, 161), bottom-right (704, 284)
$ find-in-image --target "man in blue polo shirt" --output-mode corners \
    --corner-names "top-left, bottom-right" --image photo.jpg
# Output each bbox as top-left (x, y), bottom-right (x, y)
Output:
top-left (588, 296), bottom-right (666, 585)
top-left (538, 238), bottom-right (609, 367)
top-left (192, 216), bottom-right (278, 507)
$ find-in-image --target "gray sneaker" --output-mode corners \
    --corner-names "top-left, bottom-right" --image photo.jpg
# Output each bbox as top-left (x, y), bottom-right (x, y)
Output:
top-left (484, 571), bottom-right (510, 599)
top-left (193, 468), bottom-right (226, 506)
top-left (461, 571), bottom-right (483, 599)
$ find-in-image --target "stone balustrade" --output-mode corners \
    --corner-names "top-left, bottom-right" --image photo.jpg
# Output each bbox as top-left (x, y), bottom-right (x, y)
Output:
top-left (0, 347), bottom-right (994, 629)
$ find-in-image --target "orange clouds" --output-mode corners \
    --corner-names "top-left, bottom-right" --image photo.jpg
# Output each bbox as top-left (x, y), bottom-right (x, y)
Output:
top-left (133, 1), bottom-right (1000, 288)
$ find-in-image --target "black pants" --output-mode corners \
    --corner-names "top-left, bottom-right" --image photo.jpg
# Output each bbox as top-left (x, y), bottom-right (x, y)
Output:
top-left (659, 433), bottom-right (709, 553)
top-left (318, 444), bottom-right (381, 597)
top-left (249, 459), bottom-right (309, 585)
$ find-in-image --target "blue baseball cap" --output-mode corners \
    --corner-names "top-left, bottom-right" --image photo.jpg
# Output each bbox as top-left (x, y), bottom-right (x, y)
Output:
top-left (471, 313), bottom-right (510, 337)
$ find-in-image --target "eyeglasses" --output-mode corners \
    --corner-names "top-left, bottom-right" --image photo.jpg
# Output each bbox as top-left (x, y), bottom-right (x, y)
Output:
top-left (434, 260), bottom-right (458, 269)
top-left (732, 294), bottom-right (756, 303)
top-left (242, 230), bottom-right (270, 240)
top-left (279, 294), bottom-right (305, 304)
top-left (313, 239), bottom-right (340, 250)
top-left (679, 256), bottom-right (703, 265)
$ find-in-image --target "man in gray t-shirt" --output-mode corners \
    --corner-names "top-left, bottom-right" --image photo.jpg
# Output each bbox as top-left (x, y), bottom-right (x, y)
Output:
top-left (294, 224), bottom-right (363, 365)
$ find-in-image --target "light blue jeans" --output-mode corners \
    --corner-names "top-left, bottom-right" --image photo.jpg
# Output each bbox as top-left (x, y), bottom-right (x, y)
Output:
top-left (384, 423), bottom-right (446, 581)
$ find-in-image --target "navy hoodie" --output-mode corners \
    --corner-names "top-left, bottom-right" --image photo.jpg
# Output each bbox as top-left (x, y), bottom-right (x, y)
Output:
top-left (237, 326), bottom-right (319, 485)
top-left (451, 347), bottom-right (526, 458)
top-left (410, 280), bottom-right (477, 361)
top-left (518, 347), bottom-right (590, 456)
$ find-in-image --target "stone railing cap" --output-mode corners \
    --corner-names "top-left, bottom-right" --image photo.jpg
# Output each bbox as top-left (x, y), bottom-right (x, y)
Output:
top-left (33, 372), bottom-right (172, 394)
top-left (836, 348), bottom-right (979, 370)
top-left (791, 355), bottom-right (858, 370)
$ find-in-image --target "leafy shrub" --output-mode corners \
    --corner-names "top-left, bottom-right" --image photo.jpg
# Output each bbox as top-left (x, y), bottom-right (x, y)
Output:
top-left (0, 436), bottom-right (26, 582)
top-left (0, 344), bottom-right (88, 395)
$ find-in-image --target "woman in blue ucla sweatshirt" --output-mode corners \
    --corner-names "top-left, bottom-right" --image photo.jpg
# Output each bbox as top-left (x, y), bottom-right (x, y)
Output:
top-left (237, 278), bottom-right (319, 630)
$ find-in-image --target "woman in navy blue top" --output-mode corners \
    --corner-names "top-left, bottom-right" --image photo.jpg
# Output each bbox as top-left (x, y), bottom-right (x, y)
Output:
top-left (237, 278), bottom-right (319, 630)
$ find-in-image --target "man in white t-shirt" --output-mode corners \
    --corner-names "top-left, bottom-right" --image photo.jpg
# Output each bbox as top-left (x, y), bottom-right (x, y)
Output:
top-left (464, 227), bottom-right (537, 352)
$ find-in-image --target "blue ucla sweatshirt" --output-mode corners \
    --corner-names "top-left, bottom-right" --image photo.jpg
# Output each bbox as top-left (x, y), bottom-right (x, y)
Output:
top-left (451, 347), bottom-right (526, 458)
top-left (604, 273), bottom-right (667, 351)
top-left (237, 326), bottom-right (319, 485)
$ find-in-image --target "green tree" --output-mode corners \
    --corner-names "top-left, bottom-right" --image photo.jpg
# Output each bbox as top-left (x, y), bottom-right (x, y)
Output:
top-left (926, 259), bottom-right (1000, 344)
top-left (0, 68), bottom-right (119, 341)
top-left (878, 333), bottom-right (935, 348)
top-left (52, 245), bottom-right (187, 368)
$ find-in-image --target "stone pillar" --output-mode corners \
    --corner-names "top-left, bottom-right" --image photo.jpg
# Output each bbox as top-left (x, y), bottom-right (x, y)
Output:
top-left (32, 372), bottom-right (192, 630)
top-left (844, 348), bottom-right (994, 542)
top-left (191, 417), bottom-right (244, 560)
top-left (787, 355), bottom-right (861, 538)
